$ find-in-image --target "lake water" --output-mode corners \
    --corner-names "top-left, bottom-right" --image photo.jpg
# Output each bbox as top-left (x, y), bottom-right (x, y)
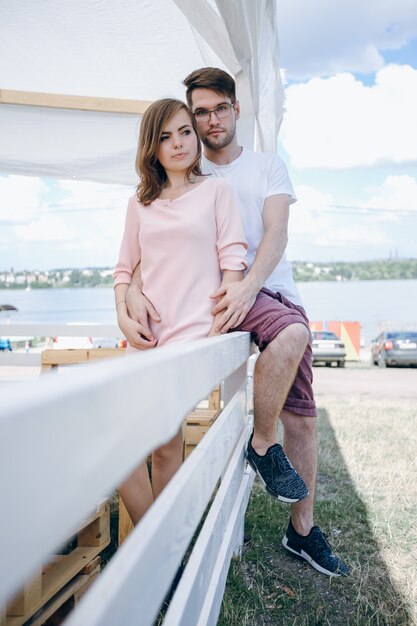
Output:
top-left (1, 279), bottom-right (416, 345)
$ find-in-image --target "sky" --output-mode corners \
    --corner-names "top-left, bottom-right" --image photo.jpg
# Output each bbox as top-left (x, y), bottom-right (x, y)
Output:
top-left (1, 1), bottom-right (417, 270)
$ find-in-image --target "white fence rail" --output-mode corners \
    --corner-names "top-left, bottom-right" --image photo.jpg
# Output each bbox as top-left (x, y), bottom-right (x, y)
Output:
top-left (0, 332), bottom-right (254, 625)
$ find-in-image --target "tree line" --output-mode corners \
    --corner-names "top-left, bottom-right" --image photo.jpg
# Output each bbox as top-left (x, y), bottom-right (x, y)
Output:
top-left (293, 258), bottom-right (417, 282)
top-left (1, 259), bottom-right (417, 288)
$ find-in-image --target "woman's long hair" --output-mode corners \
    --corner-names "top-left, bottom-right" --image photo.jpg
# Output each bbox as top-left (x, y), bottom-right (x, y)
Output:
top-left (136, 99), bottom-right (203, 205)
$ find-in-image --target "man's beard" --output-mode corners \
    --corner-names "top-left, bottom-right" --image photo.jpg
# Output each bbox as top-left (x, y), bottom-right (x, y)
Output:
top-left (201, 125), bottom-right (235, 151)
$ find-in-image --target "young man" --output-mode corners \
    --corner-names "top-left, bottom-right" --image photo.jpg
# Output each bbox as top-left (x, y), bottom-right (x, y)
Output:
top-left (125, 68), bottom-right (349, 577)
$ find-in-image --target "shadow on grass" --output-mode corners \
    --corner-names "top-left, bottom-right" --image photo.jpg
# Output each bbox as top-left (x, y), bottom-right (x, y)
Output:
top-left (218, 408), bottom-right (412, 626)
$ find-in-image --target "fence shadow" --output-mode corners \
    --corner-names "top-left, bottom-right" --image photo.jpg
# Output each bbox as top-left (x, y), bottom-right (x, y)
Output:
top-left (218, 407), bottom-right (412, 626)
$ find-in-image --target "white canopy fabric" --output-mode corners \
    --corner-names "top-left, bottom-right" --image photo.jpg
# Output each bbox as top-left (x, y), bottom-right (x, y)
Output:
top-left (0, 0), bottom-right (284, 185)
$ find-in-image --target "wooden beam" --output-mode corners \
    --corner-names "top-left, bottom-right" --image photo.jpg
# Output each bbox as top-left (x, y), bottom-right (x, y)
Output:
top-left (0, 89), bottom-right (151, 115)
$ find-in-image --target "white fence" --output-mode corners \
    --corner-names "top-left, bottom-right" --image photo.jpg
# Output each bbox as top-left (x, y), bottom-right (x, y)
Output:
top-left (0, 330), bottom-right (255, 625)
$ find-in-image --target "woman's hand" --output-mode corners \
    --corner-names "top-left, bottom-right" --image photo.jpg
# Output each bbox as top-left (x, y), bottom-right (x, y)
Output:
top-left (118, 314), bottom-right (157, 350)
top-left (126, 286), bottom-right (160, 341)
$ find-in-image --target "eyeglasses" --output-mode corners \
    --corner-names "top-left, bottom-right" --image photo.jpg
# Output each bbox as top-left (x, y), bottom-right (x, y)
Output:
top-left (193, 103), bottom-right (234, 124)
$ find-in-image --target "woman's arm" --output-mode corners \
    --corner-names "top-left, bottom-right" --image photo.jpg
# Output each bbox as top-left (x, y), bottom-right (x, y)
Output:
top-left (125, 262), bottom-right (161, 339)
top-left (115, 284), bottom-right (157, 350)
top-left (114, 198), bottom-right (157, 350)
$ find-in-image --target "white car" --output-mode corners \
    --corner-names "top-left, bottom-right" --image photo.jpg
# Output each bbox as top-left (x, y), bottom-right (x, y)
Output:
top-left (311, 331), bottom-right (346, 368)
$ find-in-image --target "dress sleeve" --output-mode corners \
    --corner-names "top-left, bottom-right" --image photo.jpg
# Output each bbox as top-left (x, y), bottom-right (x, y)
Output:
top-left (113, 197), bottom-right (141, 286)
top-left (214, 179), bottom-right (248, 271)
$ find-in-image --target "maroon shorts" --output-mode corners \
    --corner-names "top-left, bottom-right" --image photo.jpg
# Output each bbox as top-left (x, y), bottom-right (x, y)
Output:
top-left (233, 287), bottom-right (317, 417)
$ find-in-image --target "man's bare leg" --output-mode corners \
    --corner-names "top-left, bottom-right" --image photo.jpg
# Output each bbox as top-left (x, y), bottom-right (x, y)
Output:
top-left (251, 323), bottom-right (310, 456)
top-left (280, 410), bottom-right (349, 576)
top-left (119, 462), bottom-right (154, 525)
top-left (281, 410), bottom-right (317, 534)
top-left (151, 427), bottom-right (184, 499)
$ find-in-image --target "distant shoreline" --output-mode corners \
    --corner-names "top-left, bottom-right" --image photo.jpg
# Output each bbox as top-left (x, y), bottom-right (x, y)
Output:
top-left (2, 275), bottom-right (417, 290)
top-left (0, 283), bottom-right (112, 290)
top-left (1, 258), bottom-right (416, 289)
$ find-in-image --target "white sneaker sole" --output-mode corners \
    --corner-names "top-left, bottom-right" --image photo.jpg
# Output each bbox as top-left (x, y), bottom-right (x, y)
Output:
top-left (247, 459), bottom-right (307, 503)
top-left (282, 535), bottom-right (342, 577)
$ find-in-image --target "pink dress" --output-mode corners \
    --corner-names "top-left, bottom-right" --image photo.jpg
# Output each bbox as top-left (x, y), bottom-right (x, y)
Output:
top-left (114, 177), bottom-right (247, 348)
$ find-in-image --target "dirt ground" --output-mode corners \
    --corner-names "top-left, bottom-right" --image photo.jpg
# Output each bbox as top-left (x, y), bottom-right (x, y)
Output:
top-left (312, 362), bottom-right (417, 399)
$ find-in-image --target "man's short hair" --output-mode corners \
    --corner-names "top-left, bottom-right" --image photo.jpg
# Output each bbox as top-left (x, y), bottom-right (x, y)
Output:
top-left (183, 67), bottom-right (236, 108)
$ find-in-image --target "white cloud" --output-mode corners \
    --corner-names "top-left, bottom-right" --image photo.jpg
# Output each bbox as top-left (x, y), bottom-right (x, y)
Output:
top-left (364, 175), bottom-right (417, 212)
top-left (277, 0), bottom-right (417, 79)
top-left (289, 183), bottom-right (393, 252)
top-left (314, 226), bottom-right (390, 248)
top-left (289, 185), bottom-right (334, 235)
top-left (61, 181), bottom-right (131, 256)
top-left (0, 175), bottom-right (49, 222)
top-left (281, 64), bottom-right (417, 169)
top-left (14, 215), bottom-right (75, 242)
top-left (58, 179), bottom-right (131, 209)
top-left (0, 176), bottom-right (131, 266)
top-left (57, 179), bottom-right (131, 240)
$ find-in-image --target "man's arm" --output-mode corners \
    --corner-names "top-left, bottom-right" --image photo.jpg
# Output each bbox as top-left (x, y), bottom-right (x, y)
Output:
top-left (208, 269), bottom-right (244, 336)
top-left (211, 194), bottom-right (290, 333)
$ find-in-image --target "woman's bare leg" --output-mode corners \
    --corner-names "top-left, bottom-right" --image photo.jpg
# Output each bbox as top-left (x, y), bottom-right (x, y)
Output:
top-left (118, 426), bottom-right (184, 525)
top-left (119, 461), bottom-right (154, 525)
top-left (151, 427), bottom-right (184, 499)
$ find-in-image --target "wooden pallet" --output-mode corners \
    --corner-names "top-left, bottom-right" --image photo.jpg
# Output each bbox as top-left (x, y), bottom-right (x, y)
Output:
top-left (184, 424), bottom-right (211, 460)
top-left (185, 408), bottom-right (219, 426)
top-left (184, 385), bottom-right (221, 459)
top-left (4, 502), bottom-right (110, 626)
top-left (21, 557), bottom-right (100, 626)
top-left (41, 348), bottom-right (125, 373)
top-left (118, 498), bottom-right (134, 547)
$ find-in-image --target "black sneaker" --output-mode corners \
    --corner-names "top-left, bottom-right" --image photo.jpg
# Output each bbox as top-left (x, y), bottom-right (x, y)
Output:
top-left (282, 518), bottom-right (350, 577)
top-left (246, 432), bottom-right (309, 503)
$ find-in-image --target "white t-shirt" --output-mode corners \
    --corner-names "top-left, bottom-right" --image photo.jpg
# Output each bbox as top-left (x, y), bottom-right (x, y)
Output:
top-left (202, 148), bottom-right (302, 306)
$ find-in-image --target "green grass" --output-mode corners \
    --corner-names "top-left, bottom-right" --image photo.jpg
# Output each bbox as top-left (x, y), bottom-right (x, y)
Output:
top-left (218, 396), bottom-right (417, 626)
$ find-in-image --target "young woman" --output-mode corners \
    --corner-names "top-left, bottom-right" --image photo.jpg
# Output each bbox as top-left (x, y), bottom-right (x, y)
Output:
top-left (114, 98), bottom-right (247, 524)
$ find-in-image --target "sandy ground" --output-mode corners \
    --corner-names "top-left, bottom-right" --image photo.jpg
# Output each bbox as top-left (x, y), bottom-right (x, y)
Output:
top-left (312, 363), bottom-right (417, 399)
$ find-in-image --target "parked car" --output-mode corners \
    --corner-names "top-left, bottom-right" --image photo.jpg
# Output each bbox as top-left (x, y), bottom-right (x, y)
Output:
top-left (371, 330), bottom-right (417, 367)
top-left (311, 331), bottom-right (346, 367)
